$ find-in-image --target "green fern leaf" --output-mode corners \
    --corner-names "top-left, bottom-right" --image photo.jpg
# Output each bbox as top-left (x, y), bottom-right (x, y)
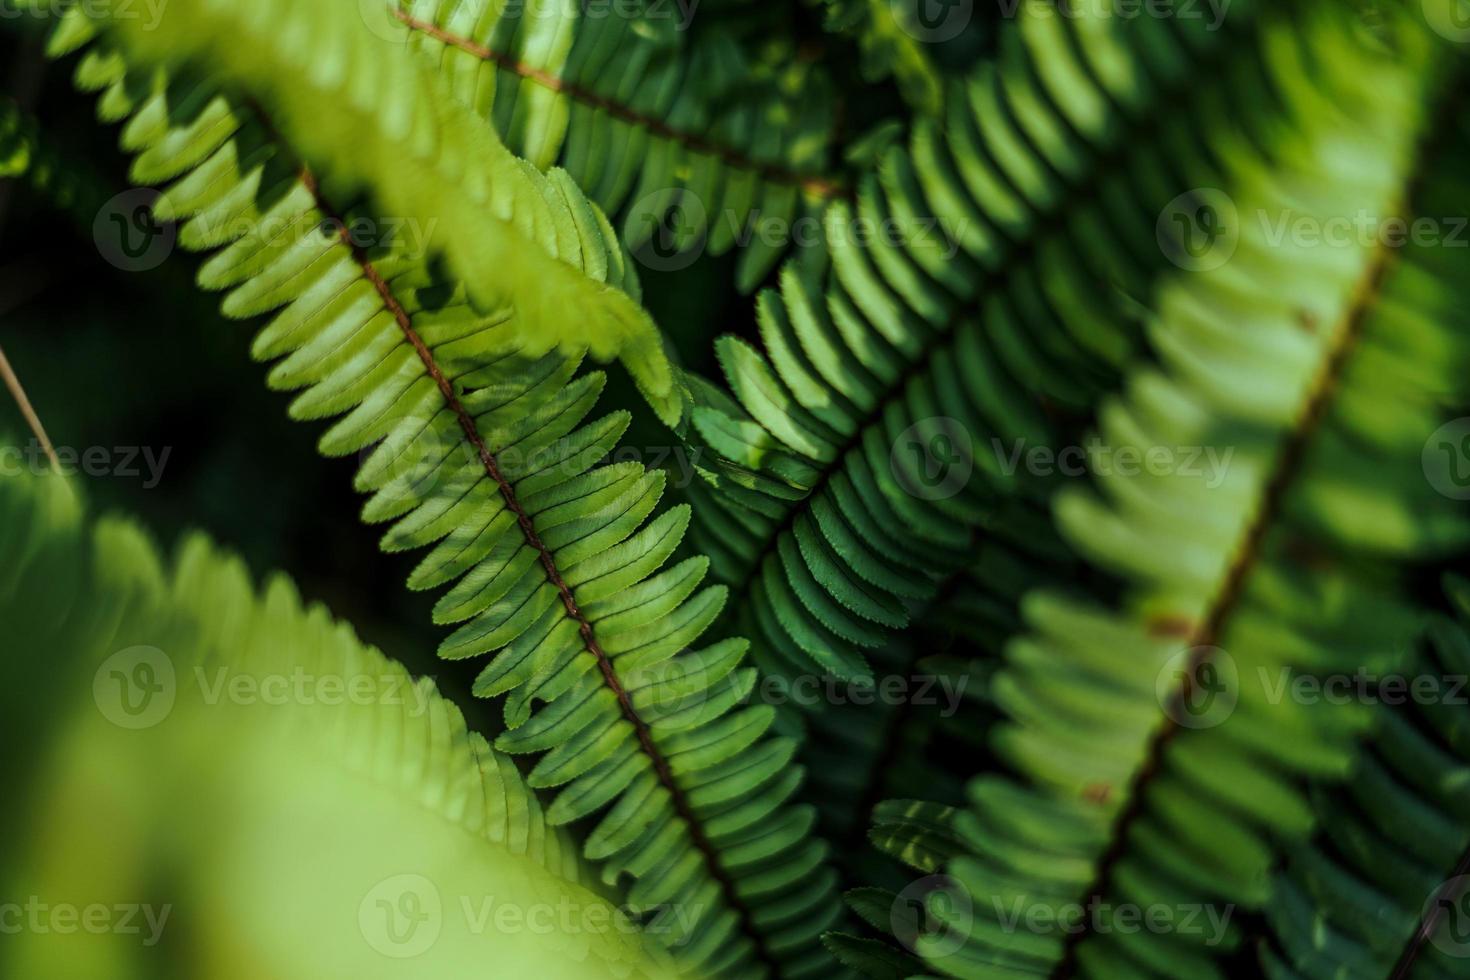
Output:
top-left (1262, 577), bottom-right (1470, 978)
top-left (67, 0), bottom-right (687, 424)
top-left (390, 0), bottom-right (847, 290)
top-left (30, 12), bottom-right (847, 971)
top-left (822, 932), bottom-right (925, 979)
top-left (884, 12), bottom-right (1470, 977)
top-left (690, 0), bottom-right (1261, 690)
top-left (0, 468), bottom-right (673, 979)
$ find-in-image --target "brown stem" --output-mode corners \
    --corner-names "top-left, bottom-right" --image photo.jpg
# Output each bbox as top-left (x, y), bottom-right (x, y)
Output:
top-left (1053, 66), bottom-right (1468, 973)
top-left (395, 10), bottom-right (848, 201)
top-left (1390, 842), bottom-right (1470, 980)
top-left (715, 11), bottom-right (1267, 625)
top-left (292, 168), bottom-right (780, 973)
top-left (0, 342), bottom-right (58, 472)
top-left (1051, 210), bottom-right (1399, 979)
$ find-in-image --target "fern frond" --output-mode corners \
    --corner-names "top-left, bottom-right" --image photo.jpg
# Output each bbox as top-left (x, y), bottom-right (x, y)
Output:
top-left (37, 13), bottom-right (846, 974)
top-left (57, 0), bottom-right (686, 423)
top-left (890, 13), bottom-right (1470, 978)
top-left (866, 799), bottom-right (967, 876)
top-left (0, 467), bottom-right (672, 978)
top-left (791, 494), bottom-right (1071, 882)
top-left (690, 0), bottom-right (1262, 687)
top-left (793, 507), bottom-right (1075, 967)
top-left (390, 0), bottom-right (847, 291)
top-left (1261, 577), bottom-right (1470, 979)
top-left (822, 931), bottom-right (925, 980)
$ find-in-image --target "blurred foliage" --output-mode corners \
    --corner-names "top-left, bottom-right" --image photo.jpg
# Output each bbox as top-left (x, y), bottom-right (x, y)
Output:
top-left (9, 2), bottom-right (1470, 979)
top-left (0, 468), bottom-right (672, 979)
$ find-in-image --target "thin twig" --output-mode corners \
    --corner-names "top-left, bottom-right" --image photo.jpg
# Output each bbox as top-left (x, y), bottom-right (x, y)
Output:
top-left (0, 342), bottom-right (58, 472)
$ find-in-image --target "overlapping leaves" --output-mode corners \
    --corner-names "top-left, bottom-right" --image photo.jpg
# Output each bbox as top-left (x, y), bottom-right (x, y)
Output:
top-left (689, 0), bottom-right (1261, 688)
top-left (1262, 577), bottom-right (1470, 978)
top-left (0, 468), bottom-right (671, 979)
top-left (46, 0), bottom-right (685, 423)
top-left (389, 0), bottom-right (845, 290)
top-left (853, 10), bottom-right (1470, 977)
top-left (36, 3), bottom-right (845, 975)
